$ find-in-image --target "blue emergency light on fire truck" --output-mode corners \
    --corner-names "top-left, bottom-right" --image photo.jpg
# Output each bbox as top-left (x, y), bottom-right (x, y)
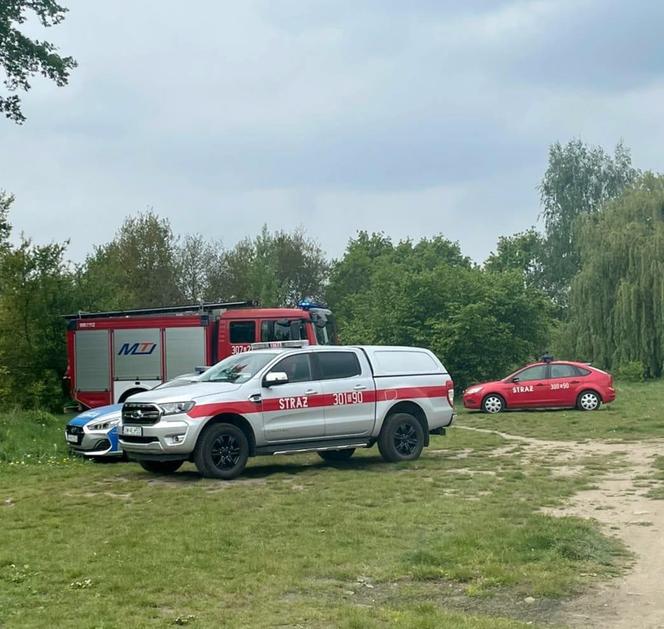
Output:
top-left (63, 300), bottom-right (338, 409)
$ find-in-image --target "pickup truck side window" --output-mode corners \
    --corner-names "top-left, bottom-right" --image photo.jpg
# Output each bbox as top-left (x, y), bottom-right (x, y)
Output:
top-left (317, 351), bottom-right (361, 380)
top-left (229, 321), bottom-right (256, 344)
top-left (272, 353), bottom-right (312, 384)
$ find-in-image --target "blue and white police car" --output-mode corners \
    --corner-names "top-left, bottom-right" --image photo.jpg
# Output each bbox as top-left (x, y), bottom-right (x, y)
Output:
top-left (65, 404), bottom-right (124, 459)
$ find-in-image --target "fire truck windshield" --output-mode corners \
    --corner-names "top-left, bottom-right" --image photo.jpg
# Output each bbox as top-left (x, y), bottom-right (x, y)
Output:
top-left (310, 309), bottom-right (338, 345)
top-left (199, 352), bottom-right (279, 384)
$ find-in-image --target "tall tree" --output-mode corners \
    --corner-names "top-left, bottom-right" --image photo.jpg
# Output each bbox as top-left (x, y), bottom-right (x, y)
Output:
top-left (539, 139), bottom-right (638, 303)
top-left (78, 211), bottom-right (184, 310)
top-left (0, 0), bottom-right (77, 123)
top-left (0, 194), bottom-right (76, 408)
top-left (564, 173), bottom-right (664, 377)
top-left (176, 233), bottom-right (221, 303)
top-left (484, 228), bottom-right (546, 290)
top-left (327, 233), bottom-right (550, 388)
top-left (209, 226), bottom-right (329, 307)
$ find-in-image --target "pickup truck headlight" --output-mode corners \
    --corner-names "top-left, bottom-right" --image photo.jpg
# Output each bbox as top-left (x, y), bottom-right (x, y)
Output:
top-left (88, 418), bottom-right (120, 431)
top-left (159, 401), bottom-right (195, 416)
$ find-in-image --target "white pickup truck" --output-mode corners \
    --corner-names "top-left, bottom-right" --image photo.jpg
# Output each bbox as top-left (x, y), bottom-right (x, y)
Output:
top-left (119, 344), bottom-right (455, 479)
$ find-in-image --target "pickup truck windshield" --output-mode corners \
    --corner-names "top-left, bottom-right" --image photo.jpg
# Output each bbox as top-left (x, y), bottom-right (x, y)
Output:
top-left (198, 352), bottom-right (278, 384)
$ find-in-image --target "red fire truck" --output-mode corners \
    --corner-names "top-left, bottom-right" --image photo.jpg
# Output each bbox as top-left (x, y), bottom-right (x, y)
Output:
top-left (64, 300), bottom-right (337, 409)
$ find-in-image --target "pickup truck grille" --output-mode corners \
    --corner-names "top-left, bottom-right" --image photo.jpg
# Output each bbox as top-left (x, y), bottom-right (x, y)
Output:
top-left (122, 403), bottom-right (161, 425)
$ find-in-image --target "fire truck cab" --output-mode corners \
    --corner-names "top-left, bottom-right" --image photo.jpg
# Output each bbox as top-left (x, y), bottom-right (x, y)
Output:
top-left (64, 300), bottom-right (337, 409)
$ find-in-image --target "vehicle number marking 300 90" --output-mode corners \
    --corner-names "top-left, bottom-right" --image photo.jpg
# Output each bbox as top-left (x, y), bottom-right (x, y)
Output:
top-left (333, 391), bottom-right (364, 405)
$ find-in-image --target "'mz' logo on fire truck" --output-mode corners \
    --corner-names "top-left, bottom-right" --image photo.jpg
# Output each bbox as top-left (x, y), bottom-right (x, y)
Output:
top-left (118, 342), bottom-right (157, 356)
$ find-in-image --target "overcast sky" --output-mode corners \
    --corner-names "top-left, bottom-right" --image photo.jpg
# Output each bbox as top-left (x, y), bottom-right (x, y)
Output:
top-left (2, 0), bottom-right (664, 263)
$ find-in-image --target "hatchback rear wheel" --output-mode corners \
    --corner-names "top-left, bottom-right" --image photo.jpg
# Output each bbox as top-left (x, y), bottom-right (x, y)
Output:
top-left (577, 390), bottom-right (601, 411)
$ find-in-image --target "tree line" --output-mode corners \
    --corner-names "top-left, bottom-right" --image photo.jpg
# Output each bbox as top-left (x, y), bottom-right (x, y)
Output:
top-left (1, 137), bottom-right (662, 409)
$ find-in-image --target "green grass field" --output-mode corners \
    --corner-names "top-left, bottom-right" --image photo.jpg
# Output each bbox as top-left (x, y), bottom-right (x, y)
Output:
top-left (0, 382), bottom-right (657, 627)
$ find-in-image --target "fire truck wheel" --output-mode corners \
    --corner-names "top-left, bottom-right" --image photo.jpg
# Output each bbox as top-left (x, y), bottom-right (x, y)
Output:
top-left (318, 448), bottom-right (355, 462)
top-left (194, 422), bottom-right (249, 480)
top-left (378, 412), bottom-right (424, 463)
top-left (139, 460), bottom-right (183, 474)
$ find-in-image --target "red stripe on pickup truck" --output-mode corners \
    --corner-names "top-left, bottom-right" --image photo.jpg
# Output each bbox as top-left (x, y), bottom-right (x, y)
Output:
top-left (187, 385), bottom-right (447, 419)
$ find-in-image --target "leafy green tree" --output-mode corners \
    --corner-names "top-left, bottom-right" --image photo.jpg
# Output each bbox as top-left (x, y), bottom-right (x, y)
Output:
top-left (0, 190), bottom-right (13, 248)
top-left (539, 139), bottom-right (638, 302)
top-left (209, 226), bottom-right (329, 307)
top-left (176, 233), bottom-right (221, 303)
top-left (0, 0), bottom-right (77, 123)
top-left (0, 195), bottom-right (76, 408)
top-left (484, 228), bottom-right (546, 290)
top-left (563, 173), bottom-right (664, 377)
top-left (78, 211), bottom-right (184, 310)
top-left (328, 233), bottom-right (550, 388)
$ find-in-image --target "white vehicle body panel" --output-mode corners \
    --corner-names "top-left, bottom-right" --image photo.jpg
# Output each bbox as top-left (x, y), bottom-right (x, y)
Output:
top-left (119, 346), bottom-right (454, 460)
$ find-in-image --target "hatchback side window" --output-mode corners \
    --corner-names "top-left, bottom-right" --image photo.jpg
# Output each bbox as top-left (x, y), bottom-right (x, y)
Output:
top-left (273, 354), bottom-right (312, 384)
top-left (317, 352), bottom-right (361, 380)
top-left (550, 364), bottom-right (578, 379)
top-left (516, 365), bottom-right (548, 381)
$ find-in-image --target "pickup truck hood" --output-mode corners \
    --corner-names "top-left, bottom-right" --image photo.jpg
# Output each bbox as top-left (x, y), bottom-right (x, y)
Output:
top-left (126, 381), bottom-right (242, 404)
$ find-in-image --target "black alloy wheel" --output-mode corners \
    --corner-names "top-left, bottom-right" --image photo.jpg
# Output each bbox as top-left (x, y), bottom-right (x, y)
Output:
top-left (378, 412), bottom-right (425, 462)
top-left (194, 422), bottom-right (249, 480)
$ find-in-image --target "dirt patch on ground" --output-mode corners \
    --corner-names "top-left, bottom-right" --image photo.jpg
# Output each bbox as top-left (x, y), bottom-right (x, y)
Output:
top-left (458, 426), bottom-right (664, 629)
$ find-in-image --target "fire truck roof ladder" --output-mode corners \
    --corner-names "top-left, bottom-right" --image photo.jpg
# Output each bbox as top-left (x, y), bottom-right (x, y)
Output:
top-left (62, 301), bottom-right (256, 320)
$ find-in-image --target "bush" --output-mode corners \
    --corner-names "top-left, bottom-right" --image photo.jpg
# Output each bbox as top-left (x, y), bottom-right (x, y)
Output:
top-left (615, 361), bottom-right (645, 382)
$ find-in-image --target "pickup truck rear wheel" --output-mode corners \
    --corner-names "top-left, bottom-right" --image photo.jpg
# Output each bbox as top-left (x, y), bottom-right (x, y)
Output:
top-left (139, 460), bottom-right (183, 474)
top-left (318, 448), bottom-right (355, 462)
top-left (378, 413), bottom-right (424, 462)
top-left (194, 422), bottom-right (249, 480)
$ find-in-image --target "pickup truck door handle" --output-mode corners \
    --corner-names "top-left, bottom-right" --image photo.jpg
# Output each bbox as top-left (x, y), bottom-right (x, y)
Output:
top-left (304, 389), bottom-right (318, 396)
top-left (248, 394), bottom-right (261, 404)
top-left (353, 384), bottom-right (367, 390)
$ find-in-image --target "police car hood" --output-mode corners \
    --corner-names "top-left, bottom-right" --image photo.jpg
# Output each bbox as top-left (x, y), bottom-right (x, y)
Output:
top-left (127, 381), bottom-right (243, 404)
top-left (68, 404), bottom-right (123, 427)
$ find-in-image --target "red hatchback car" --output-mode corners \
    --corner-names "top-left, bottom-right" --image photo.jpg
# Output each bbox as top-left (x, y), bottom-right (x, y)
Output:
top-left (463, 360), bottom-right (616, 413)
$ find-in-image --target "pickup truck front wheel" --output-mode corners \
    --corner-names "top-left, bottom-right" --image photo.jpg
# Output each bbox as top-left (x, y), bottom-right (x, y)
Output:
top-left (378, 413), bottom-right (424, 462)
top-left (194, 423), bottom-right (249, 480)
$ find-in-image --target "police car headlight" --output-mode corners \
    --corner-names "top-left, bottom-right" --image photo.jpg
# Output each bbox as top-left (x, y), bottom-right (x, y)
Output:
top-left (159, 401), bottom-right (195, 416)
top-left (465, 386), bottom-right (483, 395)
top-left (88, 418), bottom-right (120, 431)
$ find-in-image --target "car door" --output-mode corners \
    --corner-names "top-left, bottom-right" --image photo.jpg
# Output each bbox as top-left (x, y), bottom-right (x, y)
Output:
top-left (504, 364), bottom-right (552, 408)
top-left (548, 363), bottom-right (583, 407)
top-left (314, 350), bottom-right (376, 437)
top-left (261, 352), bottom-right (325, 443)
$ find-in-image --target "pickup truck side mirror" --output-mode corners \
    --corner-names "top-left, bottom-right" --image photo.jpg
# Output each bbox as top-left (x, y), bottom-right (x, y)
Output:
top-left (264, 371), bottom-right (289, 387)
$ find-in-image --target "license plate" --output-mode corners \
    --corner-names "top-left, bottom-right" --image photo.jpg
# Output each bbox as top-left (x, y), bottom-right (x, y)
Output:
top-left (65, 433), bottom-right (78, 443)
top-left (122, 425), bottom-right (143, 437)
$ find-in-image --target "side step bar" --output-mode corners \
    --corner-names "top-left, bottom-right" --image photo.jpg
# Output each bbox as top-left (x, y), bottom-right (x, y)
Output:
top-left (256, 438), bottom-right (372, 456)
